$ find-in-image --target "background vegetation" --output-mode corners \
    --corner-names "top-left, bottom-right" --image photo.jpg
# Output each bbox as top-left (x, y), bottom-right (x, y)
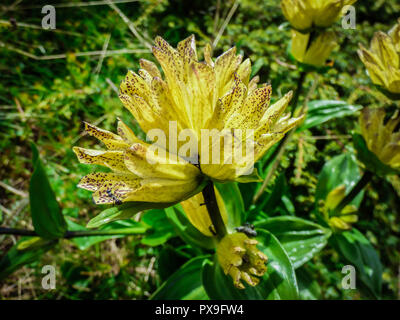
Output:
top-left (0, 0), bottom-right (399, 299)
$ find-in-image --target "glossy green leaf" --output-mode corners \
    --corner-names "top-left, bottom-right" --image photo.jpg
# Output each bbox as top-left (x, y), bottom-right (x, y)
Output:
top-left (254, 216), bottom-right (331, 268)
top-left (296, 266), bottom-right (321, 300)
top-left (67, 219), bottom-right (148, 250)
top-left (151, 256), bottom-right (210, 300)
top-left (29, 143), bottom-right (67, 239)
top-left (141, 209), bottom-right (175, 246)
top-left (353, 133), bottom-right (398, 177)
top-left (331, 228), bottom-right (383, 298)
top-left (86, 201), bottom-right (175, 229)
top-left (315, 153), bottom-right (363, 208)
top-left (165, 205), bottom-right (215, 250)
top-left (298, 100), bottom-right (362, 132)
top-left (215, 182), bottom-right (244, 231)
top-left (0, 237), bottom-right (56, 280)
top-left (202, 230), bottom-right (298, 300)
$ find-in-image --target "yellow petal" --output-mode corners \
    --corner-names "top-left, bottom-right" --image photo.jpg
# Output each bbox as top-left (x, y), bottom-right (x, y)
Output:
top-left (124, 143), bottom-right (200, 180)
top-left (180, 187), bottom-right (228, 237)
top-left (177, 34), bottom-right (198, 63)
top-left (92, 176), bottom-right (141, 204)
top-left (329, 217), bottom-right (352, 231)
top-left (214, 47), bottom-right (242, 97)
top-left (256, 91), bottom-right (293, 138)
top-left (117, 118), bottom-right (141, 144)
top-left (78, 172), bottom-right (137, 192)
top-left (139, 58), bottom-right (161, 78)
top-left (325, 185), bottom-right (346, 210)
top-left (73, 147), bottom-right (128, 173)
top-left (83, 122), bottom-right (128, 150)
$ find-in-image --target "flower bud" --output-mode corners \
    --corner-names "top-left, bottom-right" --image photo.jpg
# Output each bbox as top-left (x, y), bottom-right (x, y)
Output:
top-left (216, 232), bottom-right (268, 289)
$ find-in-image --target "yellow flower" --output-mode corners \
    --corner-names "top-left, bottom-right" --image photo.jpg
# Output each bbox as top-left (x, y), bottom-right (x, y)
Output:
top-left (74, 35), bottom-right (303, 205)
top-left (180, 186), bottom-right (228, 237)
top-left (322, 185), bottom-right (358, 231)
top-left (358, 22), bottom-right (400, 95)
top-left (359, 108), bottom-right (400, 171)
top-left (291, 29), bottom-right (338, 67)
top-left (216, 232), bottom-right (268, 289)
top-left (281, 0), bottom-right (357, 31)
top-left (74, 36), bottom-right (302, 208)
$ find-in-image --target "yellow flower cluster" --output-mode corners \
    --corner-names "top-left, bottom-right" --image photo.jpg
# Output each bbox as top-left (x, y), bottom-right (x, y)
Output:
top-left (74, 35), bottom-right (302, 205)
top-left (358, 20), bottom-right (400, 95)
top-left (281, 0), bottom-right (357, 31)
top-left (216, 233), bottom-right (268, 289)
top-left (359, 108), bottom-right (400, 171)
top-left (281, 0), bottom-right (353, 68)
top-left (322, 185), bottom-right (358, 231)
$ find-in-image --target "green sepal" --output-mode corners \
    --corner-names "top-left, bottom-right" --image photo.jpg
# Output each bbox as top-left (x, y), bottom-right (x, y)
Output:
top-left (234, 168), bottom-right (263, 183)
top-left (87, 201), bottom-right (175, 229)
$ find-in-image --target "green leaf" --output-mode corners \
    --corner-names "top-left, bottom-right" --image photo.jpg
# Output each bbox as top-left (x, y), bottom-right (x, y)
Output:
top-left (151, 256), bottom-right (210, 300)
top-left (315, 153), bottom-right (363, 208)
top-left (254, 216), bottom-right (331, 269)
top-left (67, 219), bottom-right (148, 250)
top-left (0, 238), bottom-right (56, 280)
top-left (86, 201), bottom-right (174, 229)
top-left (215, 182), bottom-right (244, 231)
top-left (331, 228), bottom-right (383, 298)
top-left (29, 143), bottom-right (67, 239)
top-left (353, 133), bottom-right (399, 177)
top-left (165, 205), bottom-right (215, 250)
top-left (157, 245), bottom-right (196, 282)
top-left (141, 209), bottom-right (175, 246)
top-left (202, 230), bottom-right (298, 300)
top-left (298, 100), bottom-right (362, 132)
top-left (296, 266), bottom-right (322, 300)
top-left (248, 173), bottom-right (289, 220)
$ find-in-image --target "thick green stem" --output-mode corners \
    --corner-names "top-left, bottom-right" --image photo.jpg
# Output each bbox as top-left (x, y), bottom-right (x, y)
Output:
top-left (201, 181), bottom-right (227, 240)
top-left (333, 171), bottom-right (373, 215)
top-left (0, 227), bottom-right (147, 238)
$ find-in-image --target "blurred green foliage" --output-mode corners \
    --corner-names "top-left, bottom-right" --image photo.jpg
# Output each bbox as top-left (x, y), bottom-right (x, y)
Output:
top-left (0, 0), bottom-right (399, 299)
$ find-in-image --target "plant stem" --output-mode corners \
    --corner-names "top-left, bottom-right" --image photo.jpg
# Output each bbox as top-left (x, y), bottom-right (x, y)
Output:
top-left (202, 180), bottom-right (227, 240)
top-left (0, 227), bottom-right (147, 238)
top-left (290, 70), bottom-right (307, 113)
top-left (333, 170), bottom-right (373, 215)
top-left (0, 228), bottom-right (37, 237)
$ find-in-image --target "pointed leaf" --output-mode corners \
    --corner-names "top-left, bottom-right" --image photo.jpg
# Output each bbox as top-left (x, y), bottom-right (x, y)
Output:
top-left (255, 216), bottom-right (331, 268)
top-left (151, 256), bottom-right (210, 300)
top-left (29, 144), bottom-right (67, 239)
